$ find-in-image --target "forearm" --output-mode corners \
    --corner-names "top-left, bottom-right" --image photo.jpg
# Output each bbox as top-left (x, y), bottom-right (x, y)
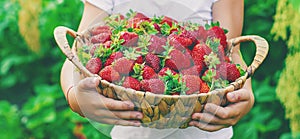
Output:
top-left (61, 59), bottom-right (83, 115)
top-left (60, 1), bottom-right (108, 114)
top-left (213, 0), bottom-right (253, 97)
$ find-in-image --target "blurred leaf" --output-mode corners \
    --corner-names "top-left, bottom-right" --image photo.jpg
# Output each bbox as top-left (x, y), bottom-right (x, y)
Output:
top-left (0, 101), bottom-right (23, 139)
top-left (289, 0), bottom-right (300, 13)
top-left (233, 123), bottom-right (258, 139)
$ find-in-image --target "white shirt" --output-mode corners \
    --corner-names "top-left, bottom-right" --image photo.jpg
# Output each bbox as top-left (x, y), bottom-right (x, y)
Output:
top-left (83, 0), bottom-right (233, 138)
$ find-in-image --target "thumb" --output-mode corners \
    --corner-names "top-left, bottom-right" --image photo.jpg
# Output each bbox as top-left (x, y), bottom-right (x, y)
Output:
top-left (226, 89), bottom-right (250, 103)
top-left (77, 76), bottom-right (100, 92)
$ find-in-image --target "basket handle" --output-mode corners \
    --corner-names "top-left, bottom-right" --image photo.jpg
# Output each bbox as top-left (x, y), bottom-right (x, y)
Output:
top-left (227, 35), bottom-right (269, 79)
top-left (53, 26), bottom-right (96, 77)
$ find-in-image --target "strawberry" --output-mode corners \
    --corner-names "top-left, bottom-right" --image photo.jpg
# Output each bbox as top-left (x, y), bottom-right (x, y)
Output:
top-left (142, 66), bottom-right (158, 80)
top-left (207, 26), bottom-right (227, 50)
top-left (161, 16), bottom-right (177, 27)
top-left (99, 65), bottom-right (120, 82)
top-left (148, 35), bottom-right (167, 54)
top-left (217, 44), bottom-right (226, 62)
top-left (122, 76), bottom-right (141, 91)
top-left (120, 31), bottom-right (139, 47)
top-left (112, 57), bottom-right (135, 75)
top-left (153, 23), bottom-right (161, 32)
top-left (104, 51), bottom-right (124, 67)
top-left (189, 26), bottom-right (207, 43)
top-left (86, 57), bottom-right (102, 74)
top-left (217, 62), bottom-right (240, 82)
top-left (167, 33), bottom-right (187, 51)
top-left (91, 32), bottom-right (111, 44)
top-left (91, 25), bottom-right (111, 36)
top-left (180, 66), bottom-right (200, 76)
top-left (141, 79), bottom-right (165, 94)
top-left (199, 79), bottom-right (210, 93)
top-left (165, 49), bottom-right (191, 71)
top-left (145, 53), bottom-right (161, 72)
top-left (192, 43), bottom-right (212, 67)
top-left (134, 55), bottom-right (144, 65)
top-left (127, 12), bottom-right (150, 28)
top-left (103, 40), bottom-right (112, 49)
top-left (158, 67), bottom-right (177, 76)
top-left (168, 31), bottom-right (193, 49)
top-left (182, 75), bottom-right (201, 95)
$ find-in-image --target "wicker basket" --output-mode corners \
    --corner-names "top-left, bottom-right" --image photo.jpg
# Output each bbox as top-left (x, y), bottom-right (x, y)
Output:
top-left (54, 24), bottom-right (269, 129)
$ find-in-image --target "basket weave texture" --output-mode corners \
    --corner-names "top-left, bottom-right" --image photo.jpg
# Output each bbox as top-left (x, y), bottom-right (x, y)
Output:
top-left (54, 23), bottom-right (269, 128)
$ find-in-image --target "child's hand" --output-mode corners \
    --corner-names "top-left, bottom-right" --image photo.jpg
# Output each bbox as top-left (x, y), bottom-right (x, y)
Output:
top-left (189, 88), bottom-right (254, 131)
top-left (74, 77), bottom-right (143, 126)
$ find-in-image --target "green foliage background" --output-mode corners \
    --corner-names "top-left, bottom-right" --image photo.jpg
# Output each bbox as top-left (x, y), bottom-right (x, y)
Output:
top-left (0, 0), bottom-right (297, 138)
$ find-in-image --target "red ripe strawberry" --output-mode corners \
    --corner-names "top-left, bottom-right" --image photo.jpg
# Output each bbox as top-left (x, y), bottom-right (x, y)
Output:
top-left (91, 25), bottom-right (111, 36)
top-left (189, 26), bottom-right (207, 43)
top-left (142, 66), bottom-right (158, 80)
top-left (120, 31), bottom-right (139, 47)
top-left (104, 52), bottom-right (124, 67)
top-left (192, 43), bottom-right (212, 67)
top-left (91, 32), bottom-right (111, 44)
top-left (167, 33), bottom-right (187, 51)
top-left (161, 16), bottom-right (177, 27)
top-left (127, 12), bottom-right (150, 28)
top-left (145, 53), bottom-right (161, 72)
top-left (199, 79), bottom-right (210, 93)
top-left (148, 35), bottom-right (167, 54)
top-left (207, 26), bottom-right (227, 50)
top-left (99, 65), bottom-right (120, 82)
top-left (153, 23), bottom-right (161, 32)
top-left (112, 57), bottom-right (135, 75)
top-left (168, 31), bottom-right (193, 49)
top-left (134, 55), bottom-right (144, 65)
top-left (141, 79), bottom-right (165, 94)
top-left (114, 14), bottom-right (125, 21)
top-left (165, 49), bottom-right (191, 71)
top-left (86, 57), bottom-right (102, 74)
top-left (103, 40), bottom-right (112, 49)
top-left (122, 76), bottom-right (141, 91)
top-left (158, 67), bottom-right (177, 76)
top-left (182, 75), bottom-right (201, 95)
top-left (217, 45), bottom-right (226, 62)
top-left (217, 62), bottom-right (240, 82)
top-left (180, 66), bottom-right (200, 76)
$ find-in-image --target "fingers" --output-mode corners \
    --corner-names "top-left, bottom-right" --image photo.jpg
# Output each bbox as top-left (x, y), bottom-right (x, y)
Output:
top-left (203, 103), bottom-right (240, 120)
top-left (77, 77), bottom-right (100, 92)
top-left (92, 109), bottom-right (143, 120)
top-left (93, 117), bottom-right (141, 127)
top-left (226, 88), bottom-right (250, 103)
top-left (189, 121), bottom-right (229, 132)
top-left (191, 112), bottom-right (235, 126)
top-left (100, 97), bottom-right (136, 111)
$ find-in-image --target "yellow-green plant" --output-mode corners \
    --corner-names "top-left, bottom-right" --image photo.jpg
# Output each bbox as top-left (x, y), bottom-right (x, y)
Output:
top-left (18, 0), bottom-right (41, 53)
top-left (271, 0), bottom-right (300, 136)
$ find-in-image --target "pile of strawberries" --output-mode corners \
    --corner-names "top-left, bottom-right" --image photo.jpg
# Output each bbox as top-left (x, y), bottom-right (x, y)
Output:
top-left (78, 10), bottom-right (245, 95)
